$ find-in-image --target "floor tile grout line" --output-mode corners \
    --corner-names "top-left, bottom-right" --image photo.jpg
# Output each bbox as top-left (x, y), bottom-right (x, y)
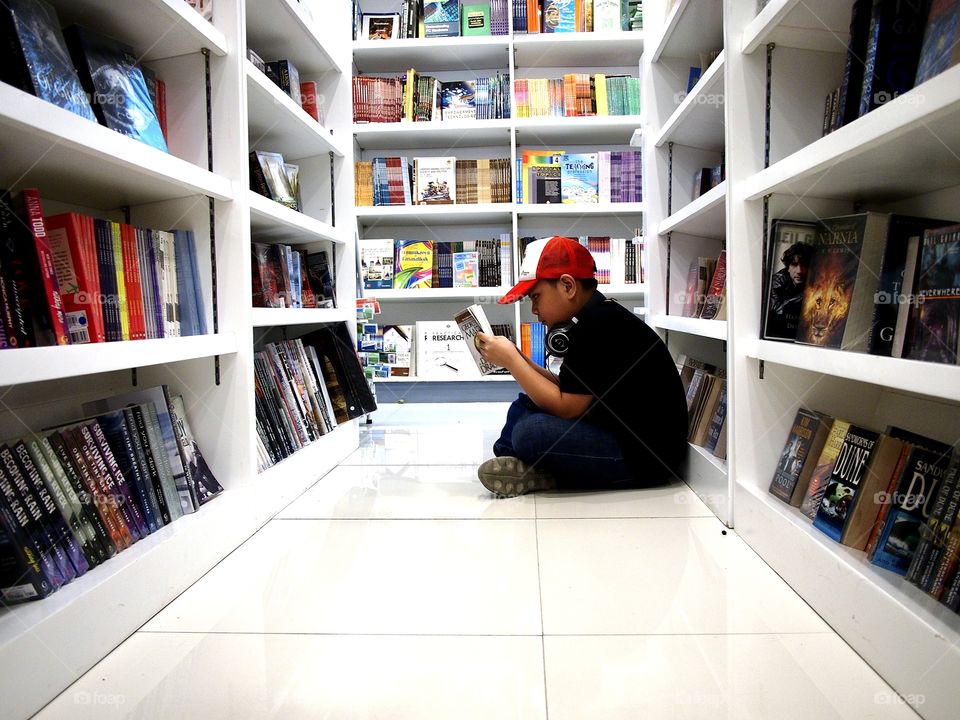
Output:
top-left (133, 629), bottom-right (840, 637)
top-left (533, 501), bottom-right (551, 720)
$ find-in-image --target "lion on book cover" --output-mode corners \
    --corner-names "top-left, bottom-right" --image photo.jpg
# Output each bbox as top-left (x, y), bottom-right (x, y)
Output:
top-left (798, 252), bottom-right (853, 347)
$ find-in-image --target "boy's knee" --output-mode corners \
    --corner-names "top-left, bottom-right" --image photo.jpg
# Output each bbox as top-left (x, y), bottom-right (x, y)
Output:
top-left (510, 414), bottom-right (552, 461)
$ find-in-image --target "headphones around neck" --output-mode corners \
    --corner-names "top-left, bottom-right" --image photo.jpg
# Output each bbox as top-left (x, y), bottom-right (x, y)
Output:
top-left (545, 291), bottom-right (607, 357)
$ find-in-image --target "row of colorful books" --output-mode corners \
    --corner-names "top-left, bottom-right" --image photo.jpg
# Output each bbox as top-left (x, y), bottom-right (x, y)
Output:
top-left (352, 73), bottom-right (511, 123)
top-left (519, 150), bottom-right (642, 205)
top-left (761, 215), bottom-right (960, 365)
top-left (255, 327), bottom-right (376, 471)
top-left (514, 0), bottom-right (642, 33)
top-left (681, 251), bottom-right (726, 321)
top-left (359, 237), bottom-right (512, 290)
top-left (677, 357), bottom-right (727, 461)
top-left (354, 1), bottom-right (511, 40)
top-left (247, 53), bottom-right (324, 125)
top-left (518, 235), bottom-right (645, 286)
top-left (0, 385), bottom-right (223, 603)
top-left (250, 151), bottom-right (304, 213)
top-left (820, 0), bottom-right (960, 137)
top-left (1, 1), bottom-right (168, 152)
top-left (770, 410), bottom-right (960, 612)
top-left (354, 156), bottom-right (512, 207)
top-left (0, 189), bottom-right (207, 350)
top-left (512, 74), bottom-right (640, 118)
top-left (251, 243), bottom-right (337, 310)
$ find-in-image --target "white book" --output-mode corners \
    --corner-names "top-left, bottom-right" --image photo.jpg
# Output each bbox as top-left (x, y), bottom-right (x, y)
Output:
top-left (415, 319), bottom-right (482, 379)
top-left (593, 0), bottom-right (622, 32)
top-left (499, 233), bottom-right (512, 287)
top-left (598, 151), bottom-right (611, 203)
top-left (414, 156), bottom-right (456, 204)
top-left (357, 238), bottom-right (395, 289)
top-left (453, 304), bottom-right (501, 376)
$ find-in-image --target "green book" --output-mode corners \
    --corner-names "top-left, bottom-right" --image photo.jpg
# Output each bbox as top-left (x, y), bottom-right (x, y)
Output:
top-left (461, 3), bottom-right (491, 36)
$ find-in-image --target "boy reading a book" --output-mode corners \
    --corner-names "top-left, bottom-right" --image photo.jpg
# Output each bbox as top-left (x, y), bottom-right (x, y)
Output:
top-left (475, 236), bottom-right (688, 497)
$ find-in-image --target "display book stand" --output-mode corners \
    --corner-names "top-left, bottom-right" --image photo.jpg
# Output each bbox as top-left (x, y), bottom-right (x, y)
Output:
top-left (724, 2), bottom-right (960, 720)
top-left (0, 2), bottom-right (357, 719)
top-left (352, 0), bottom-right (647, 387)
top-left (641, 0), bottom-right (729, 524)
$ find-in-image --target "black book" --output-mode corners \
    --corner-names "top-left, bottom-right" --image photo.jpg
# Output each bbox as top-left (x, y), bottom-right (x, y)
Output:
top-left (301, 323), bottom-right (377, 422)
top-left (95, 411), bottom-right (160, 534)
top-left (82, 422), bottom-right (148, 539)
top-left (0, 464), bottom-right (59, 598)
top-left (122, 407), bottom-right (171, 526)
top-left (0, 189), bottom-right (34, 348)
top-left (306, 250), bottom-right (337, 308)
top-left (858, 0), bottom-right (930, 117)
top-left (0, 0), bottom-right (96, 121)
top-left (835, 0), bottom-right (874, 129)
top-left (907, 454), bottom-right (960, 588)
top-left (9, 441), bottom-right (88, 577)
top-left (63, 24), bottom-right (168, 151)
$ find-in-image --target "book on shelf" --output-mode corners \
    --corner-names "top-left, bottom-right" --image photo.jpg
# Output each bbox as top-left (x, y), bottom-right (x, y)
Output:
top-left (799, 419), bottom-right (852, 520)
top-left (63, 24), bottom-right (168, 152)
top-left (414, 156), bottom-right (457, 205)
top-left (461, 3), bottom-right (492, 35)
top-left (688, 374), bottom-right (726, 448)
top-left (439, 81), bottom-right (476, 120)
top-left (300, 80), bottom-right (323, 124)
top-left (185, 0), bottom-right (213, 21)
top-left (358, 239), bottom-right (396, 290)
top-left (869, 440), bottom-right (955, 576)
top-left (168, 395), bottom-right (223, 507)
top-left (416, 319), bottom-right (483, 379)
top-left (300, 323), bottom-right (377, 423)
top-left (832, 0), bottom-right (874, 132)
top-left (698, 251), bottom-right (726, 321)
top-left (905, 453), bottom-right (960, 591)
top-left (265, 59), bottom-right (302, 106)
top-left (362, 13), bottom-right (402, 40)
top-left (423, 0), bottom-right (460, 37)
top-left (904, 223), bottom-right (960, 365)
top-left (915, 0), bottom-right (960, 85)
top-left (560, 153), bottom-right (599, 204)
top-left (250, 151), bottom-right (298, 211)
top-left (0, 0), bottom-right (97, 122)
top-left (394, 239), bottom-right (433, 289)
top-left (453, 304), bottom-right (502, 375)
top-left (857, 0), bottom-right (929, 118)
top-left (701, 381), bottom-right (728, 457)
top-left (306, 249), bottom-right (337, 309)
top-left (768, 409), bottom-right (833, 507)
top-left (453, 251), bottom-right (480, 288)
top-left (761, 220), bottom-right (818, 342)
top-left (382, 324), bottom-right (415, 377)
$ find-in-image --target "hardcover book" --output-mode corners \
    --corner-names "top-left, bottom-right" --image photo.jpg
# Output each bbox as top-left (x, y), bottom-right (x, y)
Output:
top-left (453, 304), bottom-right (501, 375)
top-left (799, 418), bottom-right (852, 519)
top-left (812, 425), bottom-right (881, 542)
top-left (393, 239), bottom-right (433, 289)
top-left (768, 409), bottom-right (832, 506)
top-left (796, 212), bottom-right (892, 351)
top-left (904, 223), bottom-right (960, 365)
top-left (0, 0), bottom-right (96, 122)
top-left (63, 25), bottom-right (168, 152)
top-left (762, 219), bottom-right (818, 341)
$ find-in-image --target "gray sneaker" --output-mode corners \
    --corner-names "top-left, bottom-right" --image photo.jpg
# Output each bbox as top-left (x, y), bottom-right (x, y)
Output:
top-left (477, 456), bottom-right (557, 497)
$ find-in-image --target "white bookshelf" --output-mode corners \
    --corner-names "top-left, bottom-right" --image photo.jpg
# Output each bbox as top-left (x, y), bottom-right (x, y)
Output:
top-left (659, 180), bottom-right (726, 238)
top-left (649, 0), bottom-right (724, 63)
top-left (653, 50), bottom-right (725, 150)
top-left (651, 314), bottom-right (728, 341)
top-left (0, 2), bottom-right (358, 718)
top-left (352, 25), bottom-right (648, 385)
top-left (725, 1), bottom-right (960, 718)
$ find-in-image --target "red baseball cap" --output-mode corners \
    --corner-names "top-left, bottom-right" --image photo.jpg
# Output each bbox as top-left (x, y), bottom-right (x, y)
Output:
top-left (499, 236), bottom-right (597, 304)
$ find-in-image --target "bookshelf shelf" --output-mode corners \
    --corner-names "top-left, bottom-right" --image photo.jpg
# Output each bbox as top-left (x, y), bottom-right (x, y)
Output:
top-left (0, 335), bottom-right (239, 389)
top-left (514, 115), bottom-right (643, 145)
top-left (248, 191), bottom-right (345, 244)
top-left (251, 308), bottom-right (352, 327)
top-left (515, 202), bottom-right (645, 218)
top-left (744, 65), bottom-right (960, 202)
top-left (356, 203), bottom-right (513, 226)
top-left (246, 62), bottom-right (345, 160)
top-left (52, 0), bottom-right (228, 61)
top-left (748, 340), bottom-right (960, 403)
top-left (649, 0), bottom-right (723, 62)
top-left (368, 287), bottom-right (512, 301)
top-left (246, 0), bottom-right (343, 75)
top-left (352, 36), bottom-right (510, 73)
top-left (601, 283), bottom-right (647, 296)
top-left (651, 315), bottom-right (727, 341)
top-left (513, 31), bottom-right (645, 68)
top-left (741, 0), bottom-right (853, 55)
top-left (373, 375), bottom-right (517, 383)
top-left (735, 482), bottom-right (960, 720)
top-left (0, 85), bottom-right (232, 207)
top-left (654, 50), bottom-right (725, 150)
top-left (659, 180), bottom-right (726, 238)
top-left (352, 120), bottom-right (513, 151)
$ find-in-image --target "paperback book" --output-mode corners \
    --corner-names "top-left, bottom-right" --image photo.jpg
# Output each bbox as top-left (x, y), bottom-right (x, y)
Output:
top-left (453, 304), bottom-right (500, 375)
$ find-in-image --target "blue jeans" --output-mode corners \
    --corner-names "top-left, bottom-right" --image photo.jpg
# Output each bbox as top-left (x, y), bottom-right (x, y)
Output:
top-left (493, 393), bottom-right (636, 490)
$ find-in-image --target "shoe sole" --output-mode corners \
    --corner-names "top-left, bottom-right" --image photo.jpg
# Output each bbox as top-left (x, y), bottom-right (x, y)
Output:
top-left (478, 458), bottom-right (555, 497)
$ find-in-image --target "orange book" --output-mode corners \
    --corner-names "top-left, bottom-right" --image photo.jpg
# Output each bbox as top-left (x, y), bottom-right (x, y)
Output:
top-left (119, 223), bottom-right (147, 340)
top-left (527, 0), bottom-right (541, 32)
top-left (45, 212), bottom-right (106, 343)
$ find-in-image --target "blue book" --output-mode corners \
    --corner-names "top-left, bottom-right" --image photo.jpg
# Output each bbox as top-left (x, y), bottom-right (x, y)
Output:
top-left (561, 153), bottom-right (599, 204)
top-left (915, 0), bottom-right (960, 85)
top-left (812, 426), bottom-right (880, 542)
top-left (857, 0), bottom-right (928, 117)
top-left (173, 230), bottom-right (207, 336)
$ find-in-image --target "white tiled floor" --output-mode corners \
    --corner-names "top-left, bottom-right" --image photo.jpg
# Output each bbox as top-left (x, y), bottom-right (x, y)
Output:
top-left (35, 403), bottom-right (922, 719)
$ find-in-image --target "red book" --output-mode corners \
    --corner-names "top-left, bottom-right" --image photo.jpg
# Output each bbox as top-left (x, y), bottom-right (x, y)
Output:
top-left (156, 78), bottom-right (168, 144)
top-left (300, 80), bottom-right (320, 122)
top-left (45, 212), bottom-right (106, 344)
top-left (21, 189), bottom-right (70, 345)
top-left (119, 223), bottom-right (147, 340)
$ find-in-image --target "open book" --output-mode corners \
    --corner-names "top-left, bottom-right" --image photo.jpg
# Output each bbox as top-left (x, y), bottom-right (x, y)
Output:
top-left (453, 304), bottom-right (501, 375)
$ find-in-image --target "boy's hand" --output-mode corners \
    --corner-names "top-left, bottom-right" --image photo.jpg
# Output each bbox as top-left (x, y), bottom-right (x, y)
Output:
top-left (475, 332), bottom-right (519, 370)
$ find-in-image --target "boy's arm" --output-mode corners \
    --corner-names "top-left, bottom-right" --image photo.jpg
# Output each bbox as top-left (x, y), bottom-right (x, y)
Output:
top-left (477, 333), bottom-right (592, 420)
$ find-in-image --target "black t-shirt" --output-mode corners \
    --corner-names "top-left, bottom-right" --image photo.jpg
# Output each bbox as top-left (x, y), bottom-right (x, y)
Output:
top-left (558, 297), bottom-right (688, 484)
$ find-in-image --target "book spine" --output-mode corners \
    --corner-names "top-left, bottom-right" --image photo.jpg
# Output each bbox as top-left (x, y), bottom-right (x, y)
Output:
top-left (21, 190), bottom-right (69, 345)
top-left (77, 424), bottom-right (141, 543)
top-left (0, 191), bottom-right (31, 347)
top-left (0, 496), bottom-right (55, 601)
top-left (62, 428), bottom-right (131, 551)
top-left (88, 421), bottom-right (151, 537)
top-left (121, 408), bottom-right (168, 526)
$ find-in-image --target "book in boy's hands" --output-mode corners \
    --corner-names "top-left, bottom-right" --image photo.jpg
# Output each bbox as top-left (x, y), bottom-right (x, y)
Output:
top-left (454, 303), bottom-right (501, 375)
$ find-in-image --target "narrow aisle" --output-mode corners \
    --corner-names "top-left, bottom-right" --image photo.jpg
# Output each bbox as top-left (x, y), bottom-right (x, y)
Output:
top-left (34, 404), bottom-right (921, 719)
